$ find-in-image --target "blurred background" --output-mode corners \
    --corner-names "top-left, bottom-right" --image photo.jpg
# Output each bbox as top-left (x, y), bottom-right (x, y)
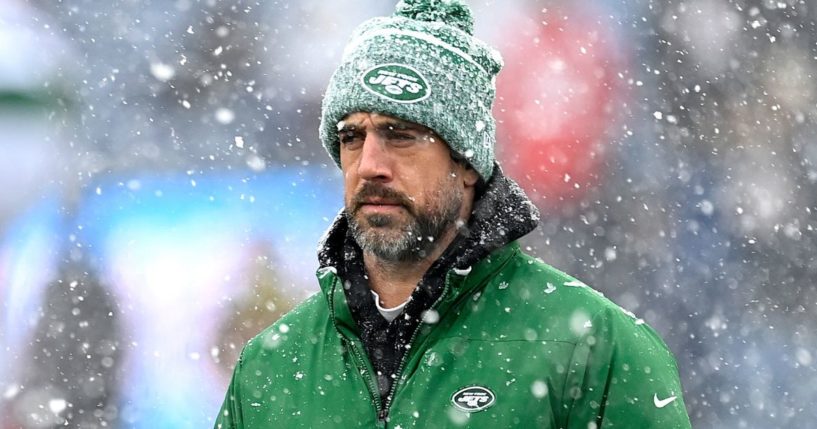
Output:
top-left (0, 0), bottom-right (815, 427)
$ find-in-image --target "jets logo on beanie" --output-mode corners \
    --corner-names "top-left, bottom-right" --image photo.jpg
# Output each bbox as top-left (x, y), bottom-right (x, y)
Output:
top-left (361, 64), bottom-right (431, 103)
top-left (319, 0), bottom-right (503, 181)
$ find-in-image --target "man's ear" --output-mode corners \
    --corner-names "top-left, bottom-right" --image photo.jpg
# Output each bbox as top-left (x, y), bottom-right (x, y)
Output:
top-left (462, 165), bottom-right (480, 188)
top-left (449, 149), bottom-right (480, 187)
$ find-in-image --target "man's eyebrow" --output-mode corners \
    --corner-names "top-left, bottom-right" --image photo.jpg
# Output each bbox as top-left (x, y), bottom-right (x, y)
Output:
top-left (337, 119), bottom-right (434, 135)
top-left (376, 120), bottom-right (431, 133)
top-left (338, 123), bottom-right (362, 133)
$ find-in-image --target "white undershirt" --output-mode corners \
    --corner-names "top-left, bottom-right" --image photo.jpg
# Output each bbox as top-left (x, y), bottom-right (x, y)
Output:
top-left (371, 290), bottom-right (409, 323)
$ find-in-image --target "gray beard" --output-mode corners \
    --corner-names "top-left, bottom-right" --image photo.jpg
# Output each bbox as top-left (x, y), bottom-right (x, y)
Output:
top-left (348, 188), bottom-right (462, 263)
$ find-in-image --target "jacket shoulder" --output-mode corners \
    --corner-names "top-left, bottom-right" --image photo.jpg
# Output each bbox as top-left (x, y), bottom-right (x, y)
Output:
top-left (466, 248), bottom-right (665, 346)
top-left (240, 291), bottom-right (331, 364)
top-left (497, 249), bottom-right (625, 314)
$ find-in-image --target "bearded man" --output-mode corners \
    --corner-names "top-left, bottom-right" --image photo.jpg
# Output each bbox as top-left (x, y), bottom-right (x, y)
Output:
top-left (214, 1), bottom-right (692, 428)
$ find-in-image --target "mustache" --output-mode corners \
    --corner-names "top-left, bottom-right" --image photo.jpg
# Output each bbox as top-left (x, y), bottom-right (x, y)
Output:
top-left (350, 182), bottom-right (415, 216)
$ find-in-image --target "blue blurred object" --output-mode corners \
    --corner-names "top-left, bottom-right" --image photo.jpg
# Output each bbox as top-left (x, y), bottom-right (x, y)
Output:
top-left (0, 194), bottom-right (64, 384)
top-left (0, 167), bottom-right (341, 428)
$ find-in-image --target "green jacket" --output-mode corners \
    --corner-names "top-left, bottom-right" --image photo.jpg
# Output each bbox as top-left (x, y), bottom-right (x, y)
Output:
top-left (214, 242), bottom-right (691, 428)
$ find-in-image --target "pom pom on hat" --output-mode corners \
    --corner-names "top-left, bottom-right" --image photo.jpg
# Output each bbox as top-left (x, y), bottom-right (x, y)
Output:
top-left (394, 0), bottom-right (475, 35)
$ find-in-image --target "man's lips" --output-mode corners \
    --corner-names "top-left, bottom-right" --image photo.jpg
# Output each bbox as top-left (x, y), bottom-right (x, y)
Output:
top-left (357, 200), bottom-right (406, 214)
top-left (361, 199), bottom-right (402, 206)
top-left (359, 201), bottom-right (404, 209)
top-left (350, 183), bottom-right (414, 216)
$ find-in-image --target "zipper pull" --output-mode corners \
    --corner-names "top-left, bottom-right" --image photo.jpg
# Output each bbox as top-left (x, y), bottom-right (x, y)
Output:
top-left (378, 408), bottom-right (388, 421)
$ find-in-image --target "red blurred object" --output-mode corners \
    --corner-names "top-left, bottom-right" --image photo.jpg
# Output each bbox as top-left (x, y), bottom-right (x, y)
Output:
top-left (495, 4), bottom-right (624, 207)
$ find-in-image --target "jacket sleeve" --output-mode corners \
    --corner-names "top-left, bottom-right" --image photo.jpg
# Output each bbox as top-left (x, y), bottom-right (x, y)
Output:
top-left (563, 306), bottom-right (692, 428)
top-left (213, 351), bottom-right (246, 429)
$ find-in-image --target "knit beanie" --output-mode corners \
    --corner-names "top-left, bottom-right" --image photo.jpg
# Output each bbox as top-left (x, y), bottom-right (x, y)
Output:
top-left (319, 0), bottom-right (503, 181)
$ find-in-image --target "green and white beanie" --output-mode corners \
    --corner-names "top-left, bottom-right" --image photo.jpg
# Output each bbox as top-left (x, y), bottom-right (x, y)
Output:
top-left (319, 0), bottom-right (503, 181)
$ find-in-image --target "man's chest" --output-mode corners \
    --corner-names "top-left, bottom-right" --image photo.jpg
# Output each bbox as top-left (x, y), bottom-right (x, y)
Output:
top-left (241, 336), bottom-right (575, 428)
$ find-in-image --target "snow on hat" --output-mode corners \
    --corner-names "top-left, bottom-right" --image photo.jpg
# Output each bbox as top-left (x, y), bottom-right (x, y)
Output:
top-left (319, 0), bottom-right (503, 181)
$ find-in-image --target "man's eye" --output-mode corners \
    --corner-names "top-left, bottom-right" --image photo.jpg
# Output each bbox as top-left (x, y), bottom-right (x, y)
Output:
top-left (339, 132), bottom-right (362, 146)
top-left (383, 130), bottom-right (417, 143)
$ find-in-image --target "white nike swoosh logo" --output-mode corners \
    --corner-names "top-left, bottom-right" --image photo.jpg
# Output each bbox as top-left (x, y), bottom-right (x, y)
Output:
top-left (654, 394), bottom-right (677, 408)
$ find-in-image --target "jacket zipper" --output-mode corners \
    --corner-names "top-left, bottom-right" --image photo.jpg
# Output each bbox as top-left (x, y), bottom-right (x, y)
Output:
top-left (379, 272), bottom-right (454, 422)
top-left (344, 336), bottom-right (385, 419)
top-left (327, 275), bottom-right (385, 422)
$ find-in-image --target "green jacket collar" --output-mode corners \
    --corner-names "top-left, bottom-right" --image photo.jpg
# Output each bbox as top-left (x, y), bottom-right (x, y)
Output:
top-left (316, 240), bottom-right (521, 336)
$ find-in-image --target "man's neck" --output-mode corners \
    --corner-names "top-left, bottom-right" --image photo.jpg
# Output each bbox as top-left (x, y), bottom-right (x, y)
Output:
top-left (363, 226), bottom-right (458, 308)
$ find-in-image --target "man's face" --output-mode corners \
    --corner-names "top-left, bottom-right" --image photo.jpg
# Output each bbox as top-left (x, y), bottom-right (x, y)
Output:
top-left (338, 112), bottom-right (478, 262)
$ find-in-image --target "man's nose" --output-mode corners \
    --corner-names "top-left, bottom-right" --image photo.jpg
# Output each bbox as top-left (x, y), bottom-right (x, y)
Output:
top-left (356, 133), bottom-right (393, 181)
